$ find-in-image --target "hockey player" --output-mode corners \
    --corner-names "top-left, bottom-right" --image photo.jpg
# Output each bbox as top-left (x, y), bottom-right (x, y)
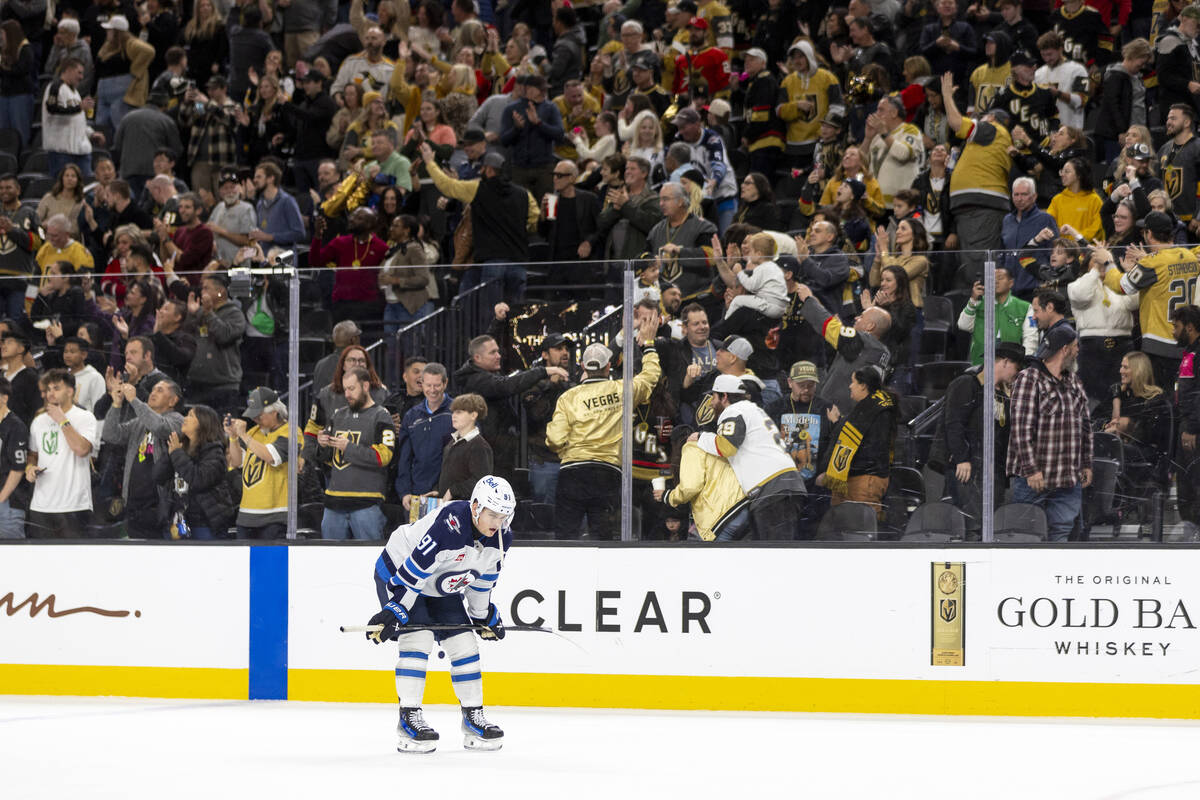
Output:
top-left (366, 475), bottom-right (516, 753)
top-left (693, 373), bottom-right (805, 540)
top-left (1103, 210), bottom-right (1200, 389)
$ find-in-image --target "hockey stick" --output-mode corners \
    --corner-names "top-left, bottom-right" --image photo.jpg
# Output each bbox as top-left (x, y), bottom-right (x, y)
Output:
top-left (341, 623), bottom-right (554, 634)
top-left (340, 622), bottom-right (586, 651)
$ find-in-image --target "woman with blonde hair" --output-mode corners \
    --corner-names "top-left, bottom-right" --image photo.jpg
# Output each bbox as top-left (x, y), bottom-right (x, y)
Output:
top-left (438, 63), bottom-right (479, 139)
top-left (182, 0), bottom-right (229, 83)
top-left (818, 146), bottom-right (885, 220)
top-left (624, 108), bottom-right (663, 166)
top-left (342, 90), bottom-right (400, 164)
top-left (1109, 124), bottom-right (1153, 185)
top-left (679, 168), bottom-right (706, 219)
top-left (37, 165), bottom-right (86, 237)
top-left (1105, 350), bottom-right (1170, 467)
top-left (237, 74), bottom-right (290, 166)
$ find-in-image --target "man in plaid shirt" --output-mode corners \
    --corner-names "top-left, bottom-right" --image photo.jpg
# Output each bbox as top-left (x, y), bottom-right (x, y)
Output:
top-left (178, 75), bottom-right (239, 196)
top-left (1006, 324), bottom-right (1093, 541)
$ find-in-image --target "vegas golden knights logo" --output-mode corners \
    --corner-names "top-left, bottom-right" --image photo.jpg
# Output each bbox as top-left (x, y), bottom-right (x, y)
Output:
top-left (695, 394), bottom-right (715, 426)
top-left (940, 599), bottom-right (957, 623)
top-left (799, 93), bottom-right (818, 123)
top-left (832, 443), bottom-right (852, 472)
top-left (1163, 166), bottom-right (1183, 202)
top-left (243, 454), bottom-right (265, 488)
top-left (931, 562), bottom-right (965, 666)
top-left (331, 430), bottom-right (361, 470)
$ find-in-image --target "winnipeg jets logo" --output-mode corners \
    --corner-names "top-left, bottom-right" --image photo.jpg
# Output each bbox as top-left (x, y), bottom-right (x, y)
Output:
top-left (437, 569), bottom-right (479, 595)
top-left (446, 514), bottom-right (461, 533)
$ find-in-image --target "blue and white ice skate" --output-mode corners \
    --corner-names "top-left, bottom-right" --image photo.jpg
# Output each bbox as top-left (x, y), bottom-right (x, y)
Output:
top-left (397, 707), bottom-right (439, 753)
top-left (461, 706), bottom-right (504, 751)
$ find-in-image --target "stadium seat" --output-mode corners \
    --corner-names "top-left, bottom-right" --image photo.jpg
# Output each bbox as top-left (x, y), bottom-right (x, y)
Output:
top-left (1085, 458), bottom-right (1121, 527)
top-left (816, 502), bottom-right (877, 541)
top-left (19, 174), bottom-right (53, 199)
top-left (0, 129), bottom-right (20, 160)
top-left (904, 501), bottom-right (966, 540)
top-left (381, 503), bottom-right (406, 531)
top-left (915, 361), bottom-right (970, 401)
top-left (296, 502), bottom-right (325, 539)
top-left (20, 150), bottom-right (48, 174)
top-left (993, 503), bottom-right (1048, 542)
top-left (299, 308), bottom-right (333, 338)
top-left (890, 466), bottom-right (924, 502)
top-left (0, 151), bottom-right (17, 176)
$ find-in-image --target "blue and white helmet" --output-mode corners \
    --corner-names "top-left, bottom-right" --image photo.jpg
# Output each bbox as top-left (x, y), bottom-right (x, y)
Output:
top-left (470, 475), bottom-right (517, 527)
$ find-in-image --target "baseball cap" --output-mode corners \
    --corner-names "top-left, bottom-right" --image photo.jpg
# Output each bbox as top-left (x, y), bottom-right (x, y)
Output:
top-left (672, 107), bottom-right (702, 127)
top-left (821, 108), bottom-right (847, 128)
top-left (101, 14), bottom-right (130, 31)
top-left (1180, 4), bottom-right (1200, 21)
top-left (218, 168), bottom-right (239, 186)
top-left (1035, 324), bottom-right (1078, 361)
top-left (745, 48), bottom-right (768, 63)
top-left (541, 333), bottom-right (569, 351)
top-left (687, 16), bottom-right (709, 30)
top-left (243, 386), bottom-right (279, 418)
top-left (707, 98), bottom-right (731, 117)
top-left (711, 374), bottom-right (747, 394)
top-left (1137, 210), bottom-right (1174, 240)
top-left (1009, 50), bottom-right (1035, 68)
top-left (630, 52), bottom-right (657, 72)
top-left (483, 152), bottom-right (506, 170)
top-left (581, 343), bottom-right (613, 371)
top-left (717, 336), bottom-right (753, 362)
top-left (1126, 142), bottom-right (1152, 160)
top-left (788, 361), bottom-right (819, 383)
top-left (462, 127), bottom-right (487, 144)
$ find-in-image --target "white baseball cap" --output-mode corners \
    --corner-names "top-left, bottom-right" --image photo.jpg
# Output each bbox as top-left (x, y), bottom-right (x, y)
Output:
top-left (581, 343), bottom-right (613, 371)
top-left (711, 374), bottom-right (748, 394)
top-left (101, 14), bottom-right (130, 31)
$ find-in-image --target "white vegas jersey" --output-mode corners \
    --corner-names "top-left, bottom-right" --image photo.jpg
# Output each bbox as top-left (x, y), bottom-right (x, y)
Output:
top-left (698, 399), bottom-right (799, 493)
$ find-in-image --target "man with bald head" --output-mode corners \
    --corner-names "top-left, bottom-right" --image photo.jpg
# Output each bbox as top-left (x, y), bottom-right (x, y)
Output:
top-left (332, 25), bottom-right (395, 96)
top-left (793, 281), bottom-right (891, 416)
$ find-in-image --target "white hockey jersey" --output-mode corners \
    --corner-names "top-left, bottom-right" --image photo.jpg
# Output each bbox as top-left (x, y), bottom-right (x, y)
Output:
top-left (698, 399), bottom-right (799, 493)
top-left (375, 500), bottom-right (512, 619)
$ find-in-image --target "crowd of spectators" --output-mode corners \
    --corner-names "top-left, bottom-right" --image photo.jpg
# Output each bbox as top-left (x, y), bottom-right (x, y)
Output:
top-left (1, 0), bottom-right (1200, 541)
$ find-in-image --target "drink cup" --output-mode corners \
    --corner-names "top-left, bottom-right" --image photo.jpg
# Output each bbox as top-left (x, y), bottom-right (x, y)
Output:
top-left (544, 193), bottom-right (559, 221)
top-left (651, 477), bottom-right (666, 492)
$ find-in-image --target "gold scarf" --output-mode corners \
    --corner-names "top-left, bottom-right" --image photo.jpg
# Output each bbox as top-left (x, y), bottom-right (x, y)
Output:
top-left (824, 389), bottom-right (894, 495)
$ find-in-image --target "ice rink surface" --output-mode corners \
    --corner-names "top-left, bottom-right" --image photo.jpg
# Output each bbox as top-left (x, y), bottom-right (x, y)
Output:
top-left (4, 696), bottom-right (1200, 799)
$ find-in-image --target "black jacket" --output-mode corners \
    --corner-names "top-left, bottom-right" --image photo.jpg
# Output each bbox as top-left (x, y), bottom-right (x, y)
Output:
top-left (168, 440), bottom-right (238, 533)
top-left (544, 188), bottom-right (601, 258)
top-left (472, 175), bottom-right (533, 264)
top-left (437, 432), bottom-right (494, 499)
top-left (286, 88), bottom-right (339, 160)
top-left (453, 359), bottom-right (548, 444)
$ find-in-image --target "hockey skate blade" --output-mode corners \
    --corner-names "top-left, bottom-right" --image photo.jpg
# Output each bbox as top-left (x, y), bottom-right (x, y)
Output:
top-left (396, 738), bottom-right (438, 754)
top-left (463, 734), bottom-right (503, 752)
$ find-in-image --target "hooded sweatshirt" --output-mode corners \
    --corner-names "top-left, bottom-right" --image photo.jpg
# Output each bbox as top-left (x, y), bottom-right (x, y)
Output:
top-left (778, 40), bottom-right (844, 150)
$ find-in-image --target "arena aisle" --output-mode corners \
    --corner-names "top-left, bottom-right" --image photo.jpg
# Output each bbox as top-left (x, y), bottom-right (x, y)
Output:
top-left (3, 696), bottom-right (1200, 798)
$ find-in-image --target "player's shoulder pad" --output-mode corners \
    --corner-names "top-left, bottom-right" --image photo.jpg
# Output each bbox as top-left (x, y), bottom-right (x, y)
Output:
top-left (433, 500), bottom-right (474, 543)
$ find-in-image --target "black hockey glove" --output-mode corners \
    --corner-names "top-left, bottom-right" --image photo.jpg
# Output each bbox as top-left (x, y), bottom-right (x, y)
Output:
top-left (471, 603), bottom-right (506, 641)
top-left (367, 601), bottom-right (409, 644)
